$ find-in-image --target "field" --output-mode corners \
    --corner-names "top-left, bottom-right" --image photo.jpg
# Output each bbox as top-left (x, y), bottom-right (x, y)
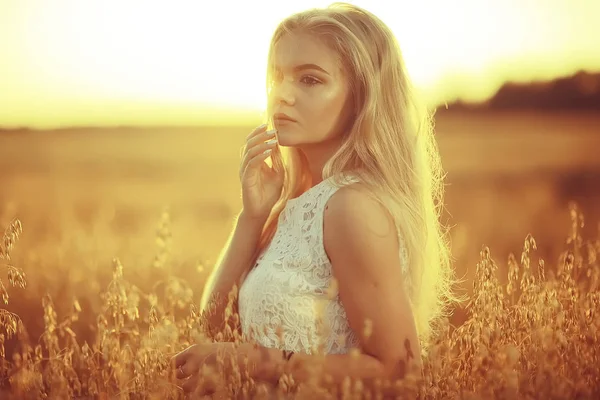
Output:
top-left (0, 110), bottom-right (599, 398)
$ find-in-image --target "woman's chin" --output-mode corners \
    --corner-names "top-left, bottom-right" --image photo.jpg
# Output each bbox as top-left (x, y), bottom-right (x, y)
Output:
top-left (275, 129), bottom-right (294, 147)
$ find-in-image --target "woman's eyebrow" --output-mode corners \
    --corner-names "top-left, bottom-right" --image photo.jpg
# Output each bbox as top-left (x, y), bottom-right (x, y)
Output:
top-left (273, 63), bottom-right (330, 76)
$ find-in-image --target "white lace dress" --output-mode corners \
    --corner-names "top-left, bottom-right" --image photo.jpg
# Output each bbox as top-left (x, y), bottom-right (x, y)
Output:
top-left (238, 175), bottom-right (409, 355)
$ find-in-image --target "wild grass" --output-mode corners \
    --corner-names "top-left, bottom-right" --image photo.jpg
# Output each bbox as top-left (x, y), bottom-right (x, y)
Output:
top-left (0, 201), bottom-right (598, 399)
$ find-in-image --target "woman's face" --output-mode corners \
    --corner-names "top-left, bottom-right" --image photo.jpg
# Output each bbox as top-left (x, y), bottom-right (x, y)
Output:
top-left (268, 32), bottom-right (353, 148)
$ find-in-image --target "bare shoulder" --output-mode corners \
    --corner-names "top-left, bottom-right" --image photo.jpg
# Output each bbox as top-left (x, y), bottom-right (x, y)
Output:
top-left (323, 183), bottom-right (398, 253)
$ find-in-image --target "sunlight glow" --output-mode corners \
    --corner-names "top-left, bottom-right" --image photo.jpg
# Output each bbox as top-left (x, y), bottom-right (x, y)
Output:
top-left (0, 0), bottom-right (598, 127)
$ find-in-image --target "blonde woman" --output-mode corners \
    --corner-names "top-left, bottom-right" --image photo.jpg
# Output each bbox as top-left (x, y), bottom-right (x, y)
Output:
top-left (173, 2), bottom-right (460, 397)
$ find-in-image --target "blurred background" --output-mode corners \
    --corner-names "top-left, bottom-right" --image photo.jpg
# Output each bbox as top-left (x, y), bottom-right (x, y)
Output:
top-left (0, 0), bottom-right (599, 344)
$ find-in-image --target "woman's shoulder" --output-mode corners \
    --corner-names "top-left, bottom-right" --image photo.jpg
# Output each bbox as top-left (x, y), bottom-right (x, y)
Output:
top-left (324, 181), bottom-right (392, 233)
top-left (322, 178), bottom-right (404, 278)
top-left (327, 170), bottom-right (365, 190)
top-left (327, 171), bottom-right (379, 205)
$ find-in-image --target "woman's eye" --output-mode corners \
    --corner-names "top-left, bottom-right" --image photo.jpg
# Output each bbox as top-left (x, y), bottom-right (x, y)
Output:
top-left (300, 76), bottom-right (321, 86)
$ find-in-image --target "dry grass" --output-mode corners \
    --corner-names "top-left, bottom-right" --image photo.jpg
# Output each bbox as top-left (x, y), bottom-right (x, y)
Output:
top-left (0, 115), bottom-right (598, 398)
top-left (0, 202), bottom-right (598, 399)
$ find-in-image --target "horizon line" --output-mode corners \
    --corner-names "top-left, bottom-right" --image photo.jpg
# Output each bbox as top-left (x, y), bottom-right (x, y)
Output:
top-left (2, 68), bottom-right (599, 132)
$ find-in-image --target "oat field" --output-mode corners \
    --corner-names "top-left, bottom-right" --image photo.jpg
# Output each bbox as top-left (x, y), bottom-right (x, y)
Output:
top-left (0, 111), bottom-right (599, 398)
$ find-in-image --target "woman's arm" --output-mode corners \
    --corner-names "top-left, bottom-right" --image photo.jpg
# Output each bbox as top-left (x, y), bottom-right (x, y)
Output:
top-left (229, 185), bottom-right (422, 393)
top-left (199, 210), bottom-right (265, 339)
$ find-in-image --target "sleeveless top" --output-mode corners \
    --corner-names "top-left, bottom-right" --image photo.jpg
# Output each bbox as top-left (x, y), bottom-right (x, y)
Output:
top-left (238, 174), bottom-right (410, 355)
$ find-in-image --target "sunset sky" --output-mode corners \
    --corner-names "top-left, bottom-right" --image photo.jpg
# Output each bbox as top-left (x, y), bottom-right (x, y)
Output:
top-left (1, 0), bottom-right (598, 128)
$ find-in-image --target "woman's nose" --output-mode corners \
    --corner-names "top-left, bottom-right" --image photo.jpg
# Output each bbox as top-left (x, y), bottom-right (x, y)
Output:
top-left (271, 79), bottom-right (296, 106)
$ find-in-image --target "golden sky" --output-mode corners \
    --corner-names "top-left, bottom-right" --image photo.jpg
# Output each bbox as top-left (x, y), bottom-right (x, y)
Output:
top-left (0, 0), bottom-right (598, 128)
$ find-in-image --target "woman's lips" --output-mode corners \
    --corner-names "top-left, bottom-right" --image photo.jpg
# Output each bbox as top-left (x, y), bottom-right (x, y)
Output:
top-left (274, 118), bottom-right (295, 126)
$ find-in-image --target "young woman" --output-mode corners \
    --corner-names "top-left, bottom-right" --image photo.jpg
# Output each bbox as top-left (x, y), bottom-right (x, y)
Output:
top-left (172, 2), bottom-right (460, 397)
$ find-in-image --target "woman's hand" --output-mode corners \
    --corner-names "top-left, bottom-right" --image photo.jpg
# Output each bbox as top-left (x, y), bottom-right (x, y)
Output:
top-left (239, 124), bottom-right (284, 223)
top-left (171, 342), bottom-right (234, 396)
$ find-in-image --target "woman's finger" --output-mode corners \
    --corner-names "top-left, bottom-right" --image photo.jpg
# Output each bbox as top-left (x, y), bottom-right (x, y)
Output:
top-left (176, 362), bottom-right (191, 379)
top-left (246, 129), bottom-right (277, 150)
top-left (177, 354), bottom-right (203, 380)
top-left (239, 129), bottom-right (276, 170)
top-left (181, 374), bottom-right (199, 393)
top-left (172, 348), bottom-right (190, 368)
top-left (239, 141), bottom-right (277, 181)
top-left (241, 127), bottom-right (275, 157)
top-left (245, 123), bottom-right (268, 140)
top-left (242, 149), bottom-right (273, 180)
top-left (246, 138), bottom-right (277, 160)
top-left (182, 372), bottom-right (218, 396)
top-left (239, 124), bottom-right (273, 179)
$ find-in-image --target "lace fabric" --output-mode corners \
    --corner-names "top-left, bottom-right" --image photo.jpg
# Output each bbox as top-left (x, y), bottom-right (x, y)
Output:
top-left (238, 174), bottom-right (409, 355)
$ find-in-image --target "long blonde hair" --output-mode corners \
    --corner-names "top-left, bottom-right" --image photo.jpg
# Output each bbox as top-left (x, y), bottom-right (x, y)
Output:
top-left (251, 2), bottom-right (463, 353)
